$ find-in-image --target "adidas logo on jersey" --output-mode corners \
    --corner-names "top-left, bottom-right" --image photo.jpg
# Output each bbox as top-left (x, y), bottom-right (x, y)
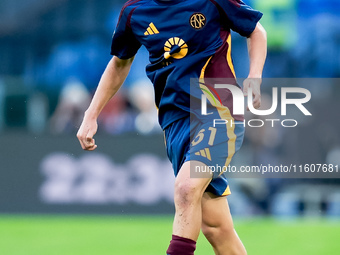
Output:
top-left (195, 148), bottom-right (212, 161)
top-left (144, 22), bottom-right (159, 35)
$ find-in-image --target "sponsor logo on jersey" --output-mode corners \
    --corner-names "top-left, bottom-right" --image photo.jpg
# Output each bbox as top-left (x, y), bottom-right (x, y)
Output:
top-left (144, 22), bottom-right (159, 35)
top-left (194, 148), bottom-right (212, 161)
top-left (164, 37), bottom-right (188, 59)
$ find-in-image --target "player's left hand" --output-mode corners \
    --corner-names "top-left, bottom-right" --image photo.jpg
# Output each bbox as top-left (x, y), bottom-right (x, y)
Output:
top-left (243, 78), bottom-right (262, 110)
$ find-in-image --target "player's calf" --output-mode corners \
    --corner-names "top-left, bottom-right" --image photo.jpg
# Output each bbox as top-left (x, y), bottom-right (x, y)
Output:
top-left (201, 193), bottom-right (247, 255)
top-left (202, 224), bottom-right (247, 255)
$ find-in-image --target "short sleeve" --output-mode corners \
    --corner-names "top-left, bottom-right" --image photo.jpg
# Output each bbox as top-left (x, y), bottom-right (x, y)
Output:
top-left (214, 0), bottom-right (263, 37)
top-left (110, 6), bottom-right (142, 59)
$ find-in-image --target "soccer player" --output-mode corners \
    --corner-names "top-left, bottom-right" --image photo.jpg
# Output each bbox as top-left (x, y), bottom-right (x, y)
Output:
top-left (77, 0), bottom-right (267, 254)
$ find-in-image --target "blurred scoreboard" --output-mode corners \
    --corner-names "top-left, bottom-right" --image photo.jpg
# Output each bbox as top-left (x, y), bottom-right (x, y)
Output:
top-left (0, 133), bottom-right (175, 214)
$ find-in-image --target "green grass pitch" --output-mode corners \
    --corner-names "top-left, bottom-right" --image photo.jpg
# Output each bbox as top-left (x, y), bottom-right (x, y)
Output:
top-left (0, 215), bottom-right (339, 255)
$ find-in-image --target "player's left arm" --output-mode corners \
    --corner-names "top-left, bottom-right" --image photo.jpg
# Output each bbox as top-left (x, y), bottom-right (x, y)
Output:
top-left (243, 22), bottom-right (267, 109)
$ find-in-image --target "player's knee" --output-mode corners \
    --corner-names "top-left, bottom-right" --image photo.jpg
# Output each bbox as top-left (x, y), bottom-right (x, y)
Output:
top-left (174, 180), bottom-right (200, 208)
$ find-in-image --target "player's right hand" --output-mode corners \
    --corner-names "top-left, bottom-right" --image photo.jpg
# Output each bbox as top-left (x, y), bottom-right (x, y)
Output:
top-left (77, 115), bottom-right (98, 151)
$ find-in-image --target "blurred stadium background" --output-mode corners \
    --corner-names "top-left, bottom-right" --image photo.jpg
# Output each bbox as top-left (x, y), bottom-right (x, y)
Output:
top-left (1, 0), bottom-right (340, 254)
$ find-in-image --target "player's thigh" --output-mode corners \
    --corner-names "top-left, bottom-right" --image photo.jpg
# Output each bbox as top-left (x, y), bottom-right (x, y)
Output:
top-left (174, 160), bottom-right (212, 202)
top-left (201, 192), bottom-right (236, 238)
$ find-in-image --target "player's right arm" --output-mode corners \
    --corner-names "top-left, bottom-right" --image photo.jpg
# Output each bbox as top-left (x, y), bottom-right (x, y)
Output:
top-left (77, 56), bottom-right (134, 151)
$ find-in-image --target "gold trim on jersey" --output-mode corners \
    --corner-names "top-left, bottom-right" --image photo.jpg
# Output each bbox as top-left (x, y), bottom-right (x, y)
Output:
top-left (199, 58), bottom-right (237, 178)
top-left (226, 34), bottom-right (236, 78)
